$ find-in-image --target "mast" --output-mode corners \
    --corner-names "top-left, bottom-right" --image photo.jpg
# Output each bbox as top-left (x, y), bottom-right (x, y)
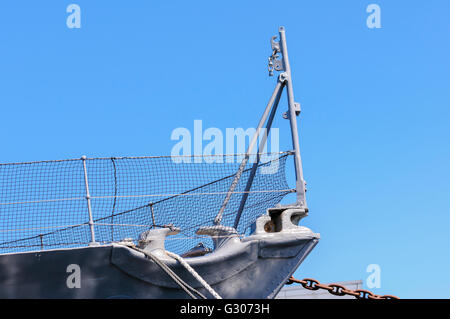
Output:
top-left (277, 26), bottom-right (307, 208)
top-left (214, 26), bottom-right (308, 228)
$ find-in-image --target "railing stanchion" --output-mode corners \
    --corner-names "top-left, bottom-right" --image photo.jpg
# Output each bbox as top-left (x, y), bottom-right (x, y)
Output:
top-left (81, 155), bottom-right (98, 246)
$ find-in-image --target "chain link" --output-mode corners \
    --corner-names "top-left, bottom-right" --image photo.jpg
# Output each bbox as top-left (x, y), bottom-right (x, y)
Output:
top-left (286, 277), bottom-right (399, 299)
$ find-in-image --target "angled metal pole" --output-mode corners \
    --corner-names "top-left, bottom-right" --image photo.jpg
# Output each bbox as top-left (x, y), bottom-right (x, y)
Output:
top-left (278, 26), bottom-right (307, 208)
top-left (214, 80), bottom-right (284, 225)
top-left (233, 80), bottom-right (285, 229)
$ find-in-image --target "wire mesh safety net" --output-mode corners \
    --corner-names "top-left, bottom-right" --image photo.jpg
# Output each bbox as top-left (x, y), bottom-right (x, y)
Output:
top-left (0, 152), bottom-right (293, 254)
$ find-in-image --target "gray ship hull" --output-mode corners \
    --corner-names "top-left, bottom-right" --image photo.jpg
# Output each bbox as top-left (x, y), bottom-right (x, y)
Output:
top-left (0, 209), bottom-right (318, 299)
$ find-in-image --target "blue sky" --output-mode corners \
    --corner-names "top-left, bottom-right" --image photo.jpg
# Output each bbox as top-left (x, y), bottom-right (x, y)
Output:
top-left (0, 1), bottom-right (449, 298)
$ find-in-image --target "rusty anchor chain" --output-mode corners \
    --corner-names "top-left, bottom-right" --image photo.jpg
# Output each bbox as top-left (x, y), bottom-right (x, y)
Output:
top-left (286, 277), bottom-right (399, 299)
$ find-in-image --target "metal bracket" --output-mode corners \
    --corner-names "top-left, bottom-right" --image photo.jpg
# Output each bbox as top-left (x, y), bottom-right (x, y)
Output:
top-left (282, 102), bottom-right (301, 119)
top-left (272, 55), bottom-right (284, 72)
top-left (268, 36), bottom-right (285, 76)
top-left (271, 36), bottom-right (281, 52)
top-left (279, 72), bottom-right (288, 83)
